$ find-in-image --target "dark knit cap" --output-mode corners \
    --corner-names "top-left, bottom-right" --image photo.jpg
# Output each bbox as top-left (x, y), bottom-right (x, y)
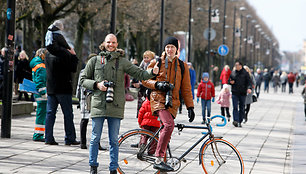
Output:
top-left (163, 36), bottom-right (179, 51)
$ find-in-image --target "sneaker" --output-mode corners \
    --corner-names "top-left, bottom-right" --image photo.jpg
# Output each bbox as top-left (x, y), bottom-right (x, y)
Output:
top-left (90, 166), bottom-right (97, 174)
top-left (80, 144), bottom-right (87, 149)
top-left (110, 170), bottom-right (117, 174)
top-left (238, 123), bottom-right (242, 127)
top-left (243, 118), bottom-right (248, 124)
top-left (233, 121), bottom-right (238, 127)
top-left (65, 140), bottom-right (80, 146)
top-left (45, 141), bottom-right (59, 145)
top-left (153, 161), bottom-right (174, 172)
top-left (33, 138), bottom-right (45, 142)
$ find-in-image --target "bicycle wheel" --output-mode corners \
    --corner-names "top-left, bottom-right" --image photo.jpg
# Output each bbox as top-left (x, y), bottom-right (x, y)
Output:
top-left (200, 138), bottom-right (244, 174)
top-left (118, 129), bottom-right (163, 174)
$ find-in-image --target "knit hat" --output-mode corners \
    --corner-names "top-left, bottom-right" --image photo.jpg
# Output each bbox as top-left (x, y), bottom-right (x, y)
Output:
top-left (163, 36), bottom-right (179, 51)
top-left (202, 72), bottom-right (209, 79)
top-left (53, 20), bottom-right (64, 31)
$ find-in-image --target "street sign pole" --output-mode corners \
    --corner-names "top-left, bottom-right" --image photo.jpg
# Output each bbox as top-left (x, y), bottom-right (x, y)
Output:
top-left (1, 0), bottom-right (16, 138)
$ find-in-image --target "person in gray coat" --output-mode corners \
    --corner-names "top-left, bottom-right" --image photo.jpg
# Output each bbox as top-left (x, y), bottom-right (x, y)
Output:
top-left (244, 66), bottom-right (256, 123)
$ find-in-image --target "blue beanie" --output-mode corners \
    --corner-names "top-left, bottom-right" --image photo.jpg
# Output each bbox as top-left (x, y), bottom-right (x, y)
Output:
top-left (202, 72), bottom-right (209, 79)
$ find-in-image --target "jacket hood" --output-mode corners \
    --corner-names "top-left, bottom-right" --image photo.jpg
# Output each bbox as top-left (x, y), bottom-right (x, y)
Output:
top-left (29, 56), bottom-right (44, 69)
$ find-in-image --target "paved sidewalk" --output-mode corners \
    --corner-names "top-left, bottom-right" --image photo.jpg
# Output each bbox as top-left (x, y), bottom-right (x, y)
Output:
top-left (0, 86), bottom-right (305, 173)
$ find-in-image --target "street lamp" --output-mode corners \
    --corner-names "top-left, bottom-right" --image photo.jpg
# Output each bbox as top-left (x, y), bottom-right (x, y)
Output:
top-left (188, 0), bottom-right (192, 62)
top-left (159, 0), bottom-right (165, 55)
top-left (244, 14), bottom-right (252, 64)
top-left (231, 6), bottom-right (245, 66)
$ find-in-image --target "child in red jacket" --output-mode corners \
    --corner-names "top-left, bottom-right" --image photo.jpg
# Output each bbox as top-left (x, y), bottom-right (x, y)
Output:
top-left (197, 72), bottom-right (215, 124)
top-left (138, 90), bottom-right (160, 155)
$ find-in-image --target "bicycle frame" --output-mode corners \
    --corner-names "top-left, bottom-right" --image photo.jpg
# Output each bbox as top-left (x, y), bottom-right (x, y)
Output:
top-left (139, 115), bottom-right (226, 165)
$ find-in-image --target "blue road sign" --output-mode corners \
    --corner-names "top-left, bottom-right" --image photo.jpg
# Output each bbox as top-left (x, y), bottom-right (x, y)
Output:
top-left (218, 44), bottom-right (229, 56)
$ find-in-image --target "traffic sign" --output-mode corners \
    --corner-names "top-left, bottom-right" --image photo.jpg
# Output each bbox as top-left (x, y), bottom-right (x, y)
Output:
top-left (218, 44), bottom-right (229, 56)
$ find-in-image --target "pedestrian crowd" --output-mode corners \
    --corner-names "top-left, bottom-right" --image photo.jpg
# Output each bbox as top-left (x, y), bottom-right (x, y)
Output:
top-left (2, 19), bottom-right (305, 174)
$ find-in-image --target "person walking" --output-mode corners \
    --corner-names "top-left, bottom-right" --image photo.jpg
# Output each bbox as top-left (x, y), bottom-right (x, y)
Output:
top-left (16, 50), bottom-right (32, 101)
top-left (254, 68), bottom-right (263, 98)
top-left (302, 84), bottom-right (306, 121)
top-left (188, 62), bottom-right (196, 99)
top-left (228, 61), bottom-right (252, 127)
top-left (263, 68), bottom-right (271, 93)
top-left (280, 71), bottom-right (288, 93)
top-left (220, 65), bottom-right (231, 89)
top-left (287, 72), bottom-right (296, 94)
top-left (271, 70), bottom-right (281, 93)
top-left (216, 84), bottom-right (231, 121)
top-left (243, 66), bottom-right (256, 123)
top-left (212, 66), bottom-right (219, 87)
top-left (80, 34), bottom-right (159, 174)
top-left (142, 36), bottom-right (195, 172)
top-left (44, 20), bottom-right (79, 146)
top-left (29, 48), bottom-right (48, 142)
top-left (197, 72), bottom-right (215, 124)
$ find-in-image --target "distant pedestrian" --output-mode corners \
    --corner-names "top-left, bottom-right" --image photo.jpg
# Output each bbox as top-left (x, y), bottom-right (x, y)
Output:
top-left (188, 62), bottom-right (196, 99)
top-left (244, 66), bottom-right (256, 124)
top-left (296, 73), bottom-right (300, 88)
top-left (29, 48), bottom-right (48, 142)
top-left (16, 50), bottom-right (32, 101)
top-left (263, 68), bottom-right (271, 93)
top-left (0, 48), bottom-right (5, 99)
top-left (45, 20), bottom-right (79, 146)
top-left (287, 72), bottom-right (295, 94)
top-left (301, 85), bottom-right (306, 121)
top-left (76, 54), bottom-right (106, 150)
top-left (228, 61), bottom-right (252, 128)
top-left (254, 68), bottom-right (263, 98)
top-left (212, 66), bottom-right (219, 87)
top-left (132, 50), bottom-right (155, 117)
top-left (220, 65), bottom-right (232, 89)
top-left (216, 84), bottom-right (231, 121)
top-left (197, 72), bottom-right (215, 124)
top-left (271, 71), bottom-right (281, 93)
top-left (137, 90), bottom-right (160, 156)
top-left (280, 72), bottom-right (288, 93)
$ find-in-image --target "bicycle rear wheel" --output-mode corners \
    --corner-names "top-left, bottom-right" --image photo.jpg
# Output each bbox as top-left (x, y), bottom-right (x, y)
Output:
top-left (200, 138), bottom-right (244, 174)
top-left (118, 129), bottom-right (162, 174)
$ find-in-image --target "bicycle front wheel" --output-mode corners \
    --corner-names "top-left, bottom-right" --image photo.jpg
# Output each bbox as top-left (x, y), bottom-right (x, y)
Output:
top-left (118, 129), bottom-right (161, 174)
top-left (200, 138), bottom-right (244, 174)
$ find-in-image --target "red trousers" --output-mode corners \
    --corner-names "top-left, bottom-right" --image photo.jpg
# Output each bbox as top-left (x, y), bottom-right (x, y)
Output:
top-left (155, 109), bottom-right (174, 157)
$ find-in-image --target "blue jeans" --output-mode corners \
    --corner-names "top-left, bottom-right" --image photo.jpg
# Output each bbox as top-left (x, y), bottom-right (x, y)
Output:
top-left (89, 117), bottom-right (121, 171)
top-left (201, 99), bottom-right (211, 120)
top-left (264, 80), bottom-right (269, 92)
top-left (45, 94), bottom-right (76, 143)
top-left (232, 95), bottom-right (246, 123)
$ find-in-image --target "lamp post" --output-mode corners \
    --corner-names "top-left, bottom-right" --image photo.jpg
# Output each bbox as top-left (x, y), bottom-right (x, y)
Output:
top-left (159, 0), bottom-right (165, 55)
top-left (244, 15), bottom-right (251, 64)
top-left (2, 0), bottom-right (16, 138)
top-left (207, 0), bottom-right (212, 71)
top-left (221, 0), bottom-right (227, 66)
top-left (239, 14), bottom-right (243, 60)
top-left (188, 0), bottom-right (192, 62)
top-left (231, 6), bottom-right (237, 67)
top-left (110, 0), bottom-right (116, 34)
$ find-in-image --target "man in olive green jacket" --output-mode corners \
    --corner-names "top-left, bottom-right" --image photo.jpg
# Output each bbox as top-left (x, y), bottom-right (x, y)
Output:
top-left (80, 34), bottom-right (159, 174)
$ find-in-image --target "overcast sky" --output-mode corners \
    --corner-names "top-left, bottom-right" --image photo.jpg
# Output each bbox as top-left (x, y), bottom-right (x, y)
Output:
top-left (247, 0), bottom-right (306, 52)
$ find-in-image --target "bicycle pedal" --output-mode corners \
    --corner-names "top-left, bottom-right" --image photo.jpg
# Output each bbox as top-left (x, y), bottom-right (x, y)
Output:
top-left (182, 158), bottom-right (187, 163)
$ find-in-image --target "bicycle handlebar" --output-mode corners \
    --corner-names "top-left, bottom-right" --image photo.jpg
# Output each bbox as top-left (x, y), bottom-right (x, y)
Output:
top-left (175, 115), bottom-right (227, 131)
top-left (210, 115), bottom-right (227, 127)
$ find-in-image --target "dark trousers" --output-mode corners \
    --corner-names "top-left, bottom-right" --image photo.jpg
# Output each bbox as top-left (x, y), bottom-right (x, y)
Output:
top-left (304, 103), bottom-right (306, 117)
top-left (245, 104), bottom-right (251, 119)
top-left (264, 80), bottom-right (269, 93)
top-left (232, 94), bottom-right (246, 123)
top-left (45, 94), bottom-right (76, 143)
top-left (80, 118), bottom-right (89, 145)
top-left (289, 83), bottom-right (294, 94)
top-left (221, 107), bottom-right (230, 118)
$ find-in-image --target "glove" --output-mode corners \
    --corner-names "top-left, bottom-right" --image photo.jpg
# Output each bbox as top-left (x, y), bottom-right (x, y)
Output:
top-left (212, 97), bottom-right (215, 102)
top-left (187, 107), bottom-right (195, 122)
top-left (155, 81), bottom-right (171, 92)
top-left (197, 97), bottom-right (199, 103)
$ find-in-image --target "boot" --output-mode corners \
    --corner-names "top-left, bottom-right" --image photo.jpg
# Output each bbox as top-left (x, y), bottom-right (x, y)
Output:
top-left (90, 166), bottom-right (97, 174)
top-left (80, 119), bottom-right (89, 149)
